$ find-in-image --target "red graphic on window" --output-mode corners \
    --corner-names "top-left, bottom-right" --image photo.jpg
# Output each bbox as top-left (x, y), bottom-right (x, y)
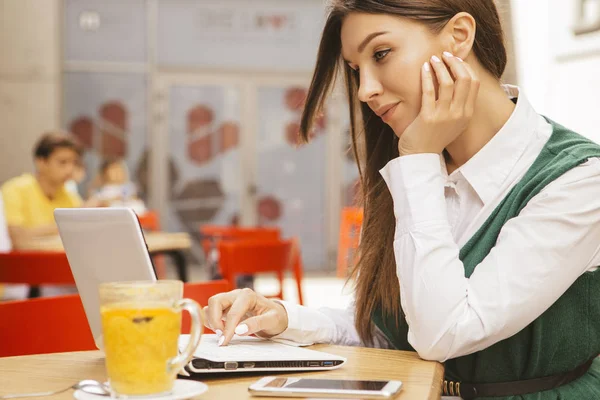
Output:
top-left (229, 193), bottom-right (284, 226)
top-left (68, 101), bottom-right (130, 158)
top-left (285, 122), bottom-right (302, 145)
top-left (188, 105), bottom-right (214, 128)
top-left (258, 195), bottom-right (282, 222)
top-left (99, 101), bottom-right (128, 158)
top-left (255, 14), bottom-right (291, 30)
top-left (70, 117), bottom-right (94, 150)
top-left (285, 87), bottom-right (307, 111)
top-left (186, 104), bottom-right (239, 165)
top-left (315, 112), bottom-right (328, 131)
top-left (283, 87), bottom-right (327, 148)
top-left (187, 105), bottom-right (214, 164)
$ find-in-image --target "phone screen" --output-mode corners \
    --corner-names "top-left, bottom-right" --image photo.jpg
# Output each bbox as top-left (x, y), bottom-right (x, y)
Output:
top-left (265, 378), bottom-right (389, 391)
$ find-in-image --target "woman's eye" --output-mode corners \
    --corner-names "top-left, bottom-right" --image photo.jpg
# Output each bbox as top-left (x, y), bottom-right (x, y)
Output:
top-left (374, 49), bottom-right (390, 62)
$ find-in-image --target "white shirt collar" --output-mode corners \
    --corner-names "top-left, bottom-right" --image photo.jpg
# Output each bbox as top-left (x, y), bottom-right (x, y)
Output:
top-left (445, 84), bottom-right (540, 204)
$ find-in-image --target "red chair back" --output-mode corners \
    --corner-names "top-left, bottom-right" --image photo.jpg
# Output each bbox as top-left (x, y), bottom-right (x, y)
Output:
top-left (182, 280), bottom-right (229, 334)
top-left (0, 280), bottom-right (231, 357)
top-left (0, 294), bottom-right (94, 357)
top-left (199, 225), bottom-right (280, 254)
top-left (137, 210), bottom-right (160, 231)
top-left (218, 239), bottom-right (304, 304)
top-left (200, 225), bottom-right (280, 238)
top-left (0, 251), bottom-right (75, 285)
top-left (336, 207), bottom-right (364, 278)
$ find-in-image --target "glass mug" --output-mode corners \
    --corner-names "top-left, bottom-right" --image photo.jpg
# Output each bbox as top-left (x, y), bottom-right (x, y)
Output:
top-left (99, 280), bottom-right (202, 396)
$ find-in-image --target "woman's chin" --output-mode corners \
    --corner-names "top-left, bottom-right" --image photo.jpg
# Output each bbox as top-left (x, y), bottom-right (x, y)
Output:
top-left (389, 114), bottom-right (418, 138)
top-left (387, 120), bottom-right (407, 138)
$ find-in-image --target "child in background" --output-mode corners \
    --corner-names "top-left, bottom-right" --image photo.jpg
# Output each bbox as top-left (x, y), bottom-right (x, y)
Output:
top-left (93, 158), bottom-right (146, 214)
top-left (65, 159), bottom-right (86, 198)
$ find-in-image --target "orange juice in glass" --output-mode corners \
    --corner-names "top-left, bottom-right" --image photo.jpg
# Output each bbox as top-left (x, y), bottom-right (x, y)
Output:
top-left (99, 280), bottom-right (202, 396)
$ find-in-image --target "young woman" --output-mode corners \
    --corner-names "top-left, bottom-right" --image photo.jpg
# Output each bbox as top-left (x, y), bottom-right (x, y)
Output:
top-left (204, 1), bottom-right (600, 398)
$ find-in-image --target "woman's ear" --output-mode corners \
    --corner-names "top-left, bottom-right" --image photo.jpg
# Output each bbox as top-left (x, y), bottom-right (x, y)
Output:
top-left (445, 12), bottom-right (476, 60)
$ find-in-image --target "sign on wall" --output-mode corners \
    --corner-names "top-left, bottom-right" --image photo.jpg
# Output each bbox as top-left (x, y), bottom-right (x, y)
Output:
top-left (157, 0), bottom-right (325, 71)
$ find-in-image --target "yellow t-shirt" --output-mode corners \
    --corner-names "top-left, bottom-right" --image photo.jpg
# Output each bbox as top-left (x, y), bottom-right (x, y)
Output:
top-left (1, 174), bottom-right (82, 228)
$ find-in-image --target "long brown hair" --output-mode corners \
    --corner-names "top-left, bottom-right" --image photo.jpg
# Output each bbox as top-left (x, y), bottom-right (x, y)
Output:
top-left (299, 0), bottom-right (507, 345)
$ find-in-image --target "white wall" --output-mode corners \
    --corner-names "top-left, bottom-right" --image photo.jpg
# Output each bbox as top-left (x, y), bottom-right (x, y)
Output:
top-left (511, 0), bottom-right (600, 144)
top-left (0, 0), bottom-right (62, 184)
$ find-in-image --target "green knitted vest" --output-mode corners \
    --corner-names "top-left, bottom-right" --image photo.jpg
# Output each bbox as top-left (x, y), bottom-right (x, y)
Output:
top-left (371, 119), bottom-right (600, 399)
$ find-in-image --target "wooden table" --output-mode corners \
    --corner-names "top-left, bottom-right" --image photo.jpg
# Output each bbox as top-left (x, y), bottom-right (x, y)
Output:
top-left (15, 232), bottom-right (192, 254)
top-left (0, 347), bottom-right (444, 399)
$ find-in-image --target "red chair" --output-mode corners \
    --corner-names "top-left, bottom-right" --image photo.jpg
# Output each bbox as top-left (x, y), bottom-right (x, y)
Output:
top-left (182, 280), bottom-right (230, 334)
top-left (137, 210), bottom-right (160, 231)
top-left (0, 251), bottom-right (75, 298)
top-left (336, 207), bottom-right (363, 278)
top-left (218, 239), bottom-right (304, 305)
top-left (0, 280), bottom-right (230, 357)
top-left (200, 226), bottom-right (281, 282)
top-left (0, 294), bottom-right (95, 357)
top-left (199, 225), bottom-right (280, 255)
top-left (137, 210), bottom-right (166, 279)
top-left (200, 226), bottom-right (280, 238)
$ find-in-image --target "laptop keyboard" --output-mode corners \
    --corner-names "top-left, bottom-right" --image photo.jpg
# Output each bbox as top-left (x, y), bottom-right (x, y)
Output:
top-left (196, 336), bottom-right (295, 360)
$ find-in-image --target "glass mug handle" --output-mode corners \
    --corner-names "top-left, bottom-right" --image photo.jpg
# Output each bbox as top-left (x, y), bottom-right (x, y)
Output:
top-left (167, 298), bottom-right (203, 375)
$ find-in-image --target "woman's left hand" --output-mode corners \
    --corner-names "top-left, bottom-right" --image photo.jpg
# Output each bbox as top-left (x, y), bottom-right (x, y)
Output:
top-left (397, 52), bottom-right (480, 156)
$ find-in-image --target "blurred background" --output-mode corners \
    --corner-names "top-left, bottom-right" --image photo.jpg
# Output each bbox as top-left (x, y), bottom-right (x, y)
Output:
top-left (1, 0), bottom-right (599, 279)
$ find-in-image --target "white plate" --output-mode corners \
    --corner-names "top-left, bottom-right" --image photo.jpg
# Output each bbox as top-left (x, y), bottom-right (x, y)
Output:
top-left (73, 380), bottom-right (208, 400)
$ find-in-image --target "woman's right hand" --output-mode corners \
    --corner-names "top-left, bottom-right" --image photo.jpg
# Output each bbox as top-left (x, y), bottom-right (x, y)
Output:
top-left (397, 52), bottom-right (479, 157)
top-left (203, 288), bottom-right (289, 346)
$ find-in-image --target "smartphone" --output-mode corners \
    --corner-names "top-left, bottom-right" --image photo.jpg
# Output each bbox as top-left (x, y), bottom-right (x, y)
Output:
top-left (248, 377), bottom-right (402, 399)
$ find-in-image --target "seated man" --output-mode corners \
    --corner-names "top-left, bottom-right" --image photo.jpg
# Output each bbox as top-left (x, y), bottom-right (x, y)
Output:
top-left (1, 131), bottom-right (87, 248)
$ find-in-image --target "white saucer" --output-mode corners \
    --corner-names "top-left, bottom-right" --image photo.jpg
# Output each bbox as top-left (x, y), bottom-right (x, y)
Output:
top-left (73, 380), bottom-right (208, 400)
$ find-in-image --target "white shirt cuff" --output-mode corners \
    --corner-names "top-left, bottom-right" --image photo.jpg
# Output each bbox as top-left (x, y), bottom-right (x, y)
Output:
top-left (269, 300), bottom-right (315, 346)
top-left (379, 154), bottom-right (447, 235)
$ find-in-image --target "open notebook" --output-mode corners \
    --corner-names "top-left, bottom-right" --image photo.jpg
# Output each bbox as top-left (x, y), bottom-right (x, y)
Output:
top-left (179, 334), bottom-right (346, 374)
top-left (54, 208), bottom-right (346, 375)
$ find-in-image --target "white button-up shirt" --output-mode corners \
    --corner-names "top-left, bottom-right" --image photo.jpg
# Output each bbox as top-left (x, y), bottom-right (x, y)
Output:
top-left (274, 86), bottom-right (600, 370)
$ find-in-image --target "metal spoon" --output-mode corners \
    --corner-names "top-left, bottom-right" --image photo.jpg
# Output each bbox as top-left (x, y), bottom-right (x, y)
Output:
top-left (0, 379), bottom-right (111, 399)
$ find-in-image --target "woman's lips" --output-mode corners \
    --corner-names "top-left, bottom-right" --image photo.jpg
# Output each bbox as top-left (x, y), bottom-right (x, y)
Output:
top-left (381, 102), bottom-right (400, 123)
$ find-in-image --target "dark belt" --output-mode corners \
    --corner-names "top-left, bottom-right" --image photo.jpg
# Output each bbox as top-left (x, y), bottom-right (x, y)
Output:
top-left (442, 358), bottom-right (594, 399)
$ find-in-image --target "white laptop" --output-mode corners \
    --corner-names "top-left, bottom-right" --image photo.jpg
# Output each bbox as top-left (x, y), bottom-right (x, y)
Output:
top-left (54, 208), bottom-right (346, 375)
